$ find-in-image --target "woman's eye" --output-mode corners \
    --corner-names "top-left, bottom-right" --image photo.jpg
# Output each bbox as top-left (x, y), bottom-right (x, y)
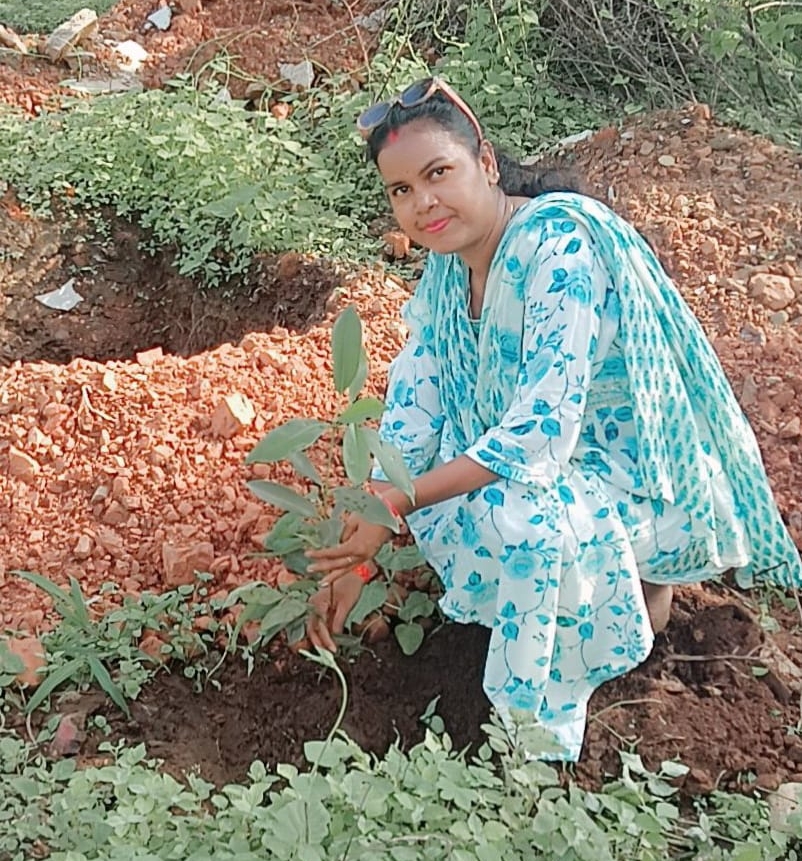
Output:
top-left (391, 186), bottom-right (409, 197)
top-left (432, 167), bottom-right (446, 178)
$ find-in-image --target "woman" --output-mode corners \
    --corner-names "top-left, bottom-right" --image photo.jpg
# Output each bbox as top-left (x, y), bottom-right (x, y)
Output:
top-left (306, 78), bottom-right (802, 760)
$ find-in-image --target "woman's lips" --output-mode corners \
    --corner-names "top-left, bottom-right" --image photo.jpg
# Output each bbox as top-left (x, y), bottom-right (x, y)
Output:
top-left (422, 217), bottom-right (451, 233)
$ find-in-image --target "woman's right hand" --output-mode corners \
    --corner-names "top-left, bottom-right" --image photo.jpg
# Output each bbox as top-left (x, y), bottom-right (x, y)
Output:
top-left (306, 571), bottom-right (365, 652)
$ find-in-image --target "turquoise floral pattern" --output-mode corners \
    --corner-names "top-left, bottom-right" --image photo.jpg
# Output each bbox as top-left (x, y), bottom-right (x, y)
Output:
top-left (372, 192), bottom-right (802, 760)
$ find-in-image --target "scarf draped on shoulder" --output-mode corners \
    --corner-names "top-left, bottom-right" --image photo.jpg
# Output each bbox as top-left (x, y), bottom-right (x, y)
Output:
top-left (402, 192), bottom-right (801, 588)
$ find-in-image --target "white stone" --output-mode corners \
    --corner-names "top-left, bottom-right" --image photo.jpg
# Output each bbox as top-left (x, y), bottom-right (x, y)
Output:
top-left (768, 782), bottom-right (802, 833)
top-left (146, 7), bottom-right (173, 31)
top-left (0, 24), bottom-right (27, 53)
top-left (279, 59), bottom-right (314, 89)
top-left (113, 39), bottom-right (149, 72)
top-left (45, 9), bottom-right (98, 63)
top-left (35, 278), bottom-right (83, 311)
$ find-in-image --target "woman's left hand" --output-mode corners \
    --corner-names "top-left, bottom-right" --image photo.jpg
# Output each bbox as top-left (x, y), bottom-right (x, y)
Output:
top-left (306, 513), bottom-right (392, 584)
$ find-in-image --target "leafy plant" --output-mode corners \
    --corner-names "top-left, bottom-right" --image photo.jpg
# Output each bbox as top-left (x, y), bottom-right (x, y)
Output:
top-left (246, 306), bottom-right (439, 654)
top-left (0, 0), bottom-right (117, 34)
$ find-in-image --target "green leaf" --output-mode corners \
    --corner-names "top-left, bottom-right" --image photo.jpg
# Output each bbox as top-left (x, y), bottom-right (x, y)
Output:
top-left (363, 429), bottom-right (415, 502)
top-left (247, 480), bottom-right (318, 518)
top-left (345, 580), bottom-right (388, 626)
top-left (348, 348), bottom-right (369, 402)
top-left (14, 571), bottom-right (78, 625)
top-left (25, 658), bottom-right (86, 713)
top-left (331, 487), bottom-right (398, 531)
top-left (68, 576), bottom-right (93, 631)
top-left (287, 450), bottom-right (323, 486)
top-left (342, 424), bottom-right (372, 485)
top-left (245, 419), bottom-right (330, 464)
top-left (87, 657), bottom-right (130, 717)
top-left (398, 591), bottom-right (435, 623)
top-left (336, 397), bottom-right (385, 425)
top-left (332, 306), bottom-right (362, 393)
top-left (395, 622), bottom-right (424, 655)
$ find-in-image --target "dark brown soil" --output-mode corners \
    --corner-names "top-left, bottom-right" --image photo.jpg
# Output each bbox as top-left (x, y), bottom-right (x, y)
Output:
top-left (73, 585), bottom-right (802, 796)
top-left (0, 203), bottom-right (339, 365)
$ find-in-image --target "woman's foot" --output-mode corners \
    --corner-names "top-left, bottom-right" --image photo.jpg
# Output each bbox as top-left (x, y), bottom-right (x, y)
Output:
top-left (642, 582), bottom-right (673, 633)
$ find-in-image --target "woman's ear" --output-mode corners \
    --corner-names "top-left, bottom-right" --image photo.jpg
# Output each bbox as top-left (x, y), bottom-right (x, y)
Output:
top-left (479, 140), bottom-right (499, 185)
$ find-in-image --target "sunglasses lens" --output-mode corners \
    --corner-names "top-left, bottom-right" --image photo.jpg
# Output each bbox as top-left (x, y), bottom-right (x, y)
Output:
top-left (358, 101), bottom-right (391, 131)
top-left (399, 78), bottom-right (433, 107)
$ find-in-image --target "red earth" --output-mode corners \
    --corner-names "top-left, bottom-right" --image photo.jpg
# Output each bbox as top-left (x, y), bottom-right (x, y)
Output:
top-left (1, 0), bottom-right (801, 796)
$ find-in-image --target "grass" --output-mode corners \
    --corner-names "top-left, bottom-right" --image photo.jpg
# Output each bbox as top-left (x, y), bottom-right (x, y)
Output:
top-left (0, 0), bottom-right (117, 34)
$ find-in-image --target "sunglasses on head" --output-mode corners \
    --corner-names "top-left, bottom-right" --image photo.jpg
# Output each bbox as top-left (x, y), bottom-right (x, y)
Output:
top-left (357, 77), bottom-right (483, 143)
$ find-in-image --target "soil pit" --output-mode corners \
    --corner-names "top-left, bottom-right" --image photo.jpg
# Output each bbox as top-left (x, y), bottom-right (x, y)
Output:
top-left (0, 205), bottom-right (340, 365)
top-left (69, 587), bottom-right (802, 796)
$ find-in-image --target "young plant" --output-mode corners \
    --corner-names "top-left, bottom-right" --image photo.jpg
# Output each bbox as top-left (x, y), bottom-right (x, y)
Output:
top-left (246, 306), bottom-right (437, 654)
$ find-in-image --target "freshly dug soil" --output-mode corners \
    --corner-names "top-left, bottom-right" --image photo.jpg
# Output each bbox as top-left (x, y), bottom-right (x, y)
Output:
top-left (76, 586), bottom-right (802, 796)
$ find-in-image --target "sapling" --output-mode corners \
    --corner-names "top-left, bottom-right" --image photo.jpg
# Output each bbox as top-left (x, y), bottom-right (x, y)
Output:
top-left (245, 305), bottom-right (438, 654)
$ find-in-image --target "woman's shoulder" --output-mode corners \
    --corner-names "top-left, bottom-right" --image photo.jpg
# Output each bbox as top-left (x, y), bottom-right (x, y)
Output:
top-left (515, 191), bottom-right (616, 224)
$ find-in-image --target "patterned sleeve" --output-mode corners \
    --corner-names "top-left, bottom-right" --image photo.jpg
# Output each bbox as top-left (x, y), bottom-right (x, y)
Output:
top-left (372, 333), bottom-right (445, 481)
top-left (465, 222), bottom-right (611, 486)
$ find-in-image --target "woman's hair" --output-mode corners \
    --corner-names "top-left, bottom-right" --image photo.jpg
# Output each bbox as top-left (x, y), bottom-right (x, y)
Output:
top-left (365, 90), bottom-right (581, 198)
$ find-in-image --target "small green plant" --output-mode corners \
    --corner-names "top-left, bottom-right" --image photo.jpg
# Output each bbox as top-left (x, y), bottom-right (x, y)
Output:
top-left (0, 0), bottom-right (117, 34)
top-left (246, 306), bottom-right (438, 655)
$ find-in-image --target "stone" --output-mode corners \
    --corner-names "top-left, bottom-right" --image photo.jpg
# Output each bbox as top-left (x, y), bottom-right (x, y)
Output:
top-left (5, 636), bottom-right (46, 687)
top-left (279, 59), bottom-right (314, 89)
top-left (49, 714), bottom-right (84, 757)
top-left (657, 154), bottom-right (676, 167)
top-left (177, 0), bottom-right (203, 12)
top-left (768, 782), bottom-right (802, 833)
top-left (639, 140), bottom-right (655, 156)
top-left (770, 310), bottom-right (790, 326)
top-left (382, 230), bottom-right (411, 260)
top-left (779, 416), bottom-right (801, 440)
top-left (138, 633), bottom-right (168, 662)
top-left (8, 446), bottom-right (40, 484)
top-left (0, 24), bottom-right (27, 53)
top-left (135, 346), bottom-right (164, 366)
top-left (740, 374), bottom-right (758, 407)
top-left (749, 272), bottom-right (795, 311)
top-left (103, 500), bottom-right (129, 525)
top-left (73, 534), bottom-right (93, 560)
top-left (45, 9), bottom-right (98, 63)
top-left (210, 393), bottom-right (256, 439)
top-left (161, 541), bottom-right (215, 587)
top-left (145, 6), bottom-right (173, 31)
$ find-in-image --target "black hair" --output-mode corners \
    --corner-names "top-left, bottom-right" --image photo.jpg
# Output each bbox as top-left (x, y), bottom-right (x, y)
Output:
top-left (366, 90), bottom-right (581, 198)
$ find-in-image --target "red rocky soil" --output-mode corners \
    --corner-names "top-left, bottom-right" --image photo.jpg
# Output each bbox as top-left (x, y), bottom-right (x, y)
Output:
top-left (1, 1), bottom-right (802, 796)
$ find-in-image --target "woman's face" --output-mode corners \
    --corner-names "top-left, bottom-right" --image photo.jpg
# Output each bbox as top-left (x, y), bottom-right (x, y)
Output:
top-left (376, 119), bottom-right (499, 255)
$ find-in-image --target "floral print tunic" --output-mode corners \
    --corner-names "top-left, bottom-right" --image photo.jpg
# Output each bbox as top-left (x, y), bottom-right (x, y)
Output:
top-left (372, 192), bottom-right (802, 760)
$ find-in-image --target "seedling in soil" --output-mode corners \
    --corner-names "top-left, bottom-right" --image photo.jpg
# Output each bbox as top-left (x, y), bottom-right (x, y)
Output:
top-left (246, 306), bottom-right (439, 654)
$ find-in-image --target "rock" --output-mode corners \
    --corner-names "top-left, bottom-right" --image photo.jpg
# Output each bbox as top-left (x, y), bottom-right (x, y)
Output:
top-left (135, 346), bottom-right (164, 366)
top-left (749, 273), bottom-right (795, 311)
top-left (779, 416), bottom-right (801, 440)
top-left (769, 782), bottom-right (802, 832)
top-left (138, 633), bottom-right (168, 663)
top-left (144, 6), bottom-right (173, 31)
top-left (0, 24), bottom-right (27, 53)
top-left (740, 374), bottom-right (758, 406)
top-left (101, 370), bottom-right (117, 392)
top-left (161, 541), bottom-right (215, 587)
top-left (177, 0), bottom-right (203, 11)
top-left (657, 154), bottom-right (676, 167)
top-left (210, 393), bottom-right (256, 438)
top-left (103, 500), bottom-right (129, 525)
top-left (639, 140), bottom-right (655, 156)
top-left (279, 59), bottom-right (314, 89)
top-left (49, 714), bottom-right (84, 757)
top-left (45, 9), bottom-right (98, 63)
top-left (382, 230), bottom-right (411, 260)
top-left (770, 310), bottom-right (790, 326)
top-left (112, 39), bottom-right (149, 72)
top-left (5, 636), bottom-right (46, 687)
top-left (73, 534), bottom-right (93, 560)
top-left (8, 446), bottom-right (40, 484)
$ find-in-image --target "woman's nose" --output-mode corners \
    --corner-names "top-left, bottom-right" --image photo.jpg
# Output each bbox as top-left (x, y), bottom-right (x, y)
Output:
top-left (414, 189), bottom-right (438, 213)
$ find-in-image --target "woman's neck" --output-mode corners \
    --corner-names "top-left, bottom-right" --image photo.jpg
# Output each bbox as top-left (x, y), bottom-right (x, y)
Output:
top-left (465, 191), bottom-right (517, 317)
